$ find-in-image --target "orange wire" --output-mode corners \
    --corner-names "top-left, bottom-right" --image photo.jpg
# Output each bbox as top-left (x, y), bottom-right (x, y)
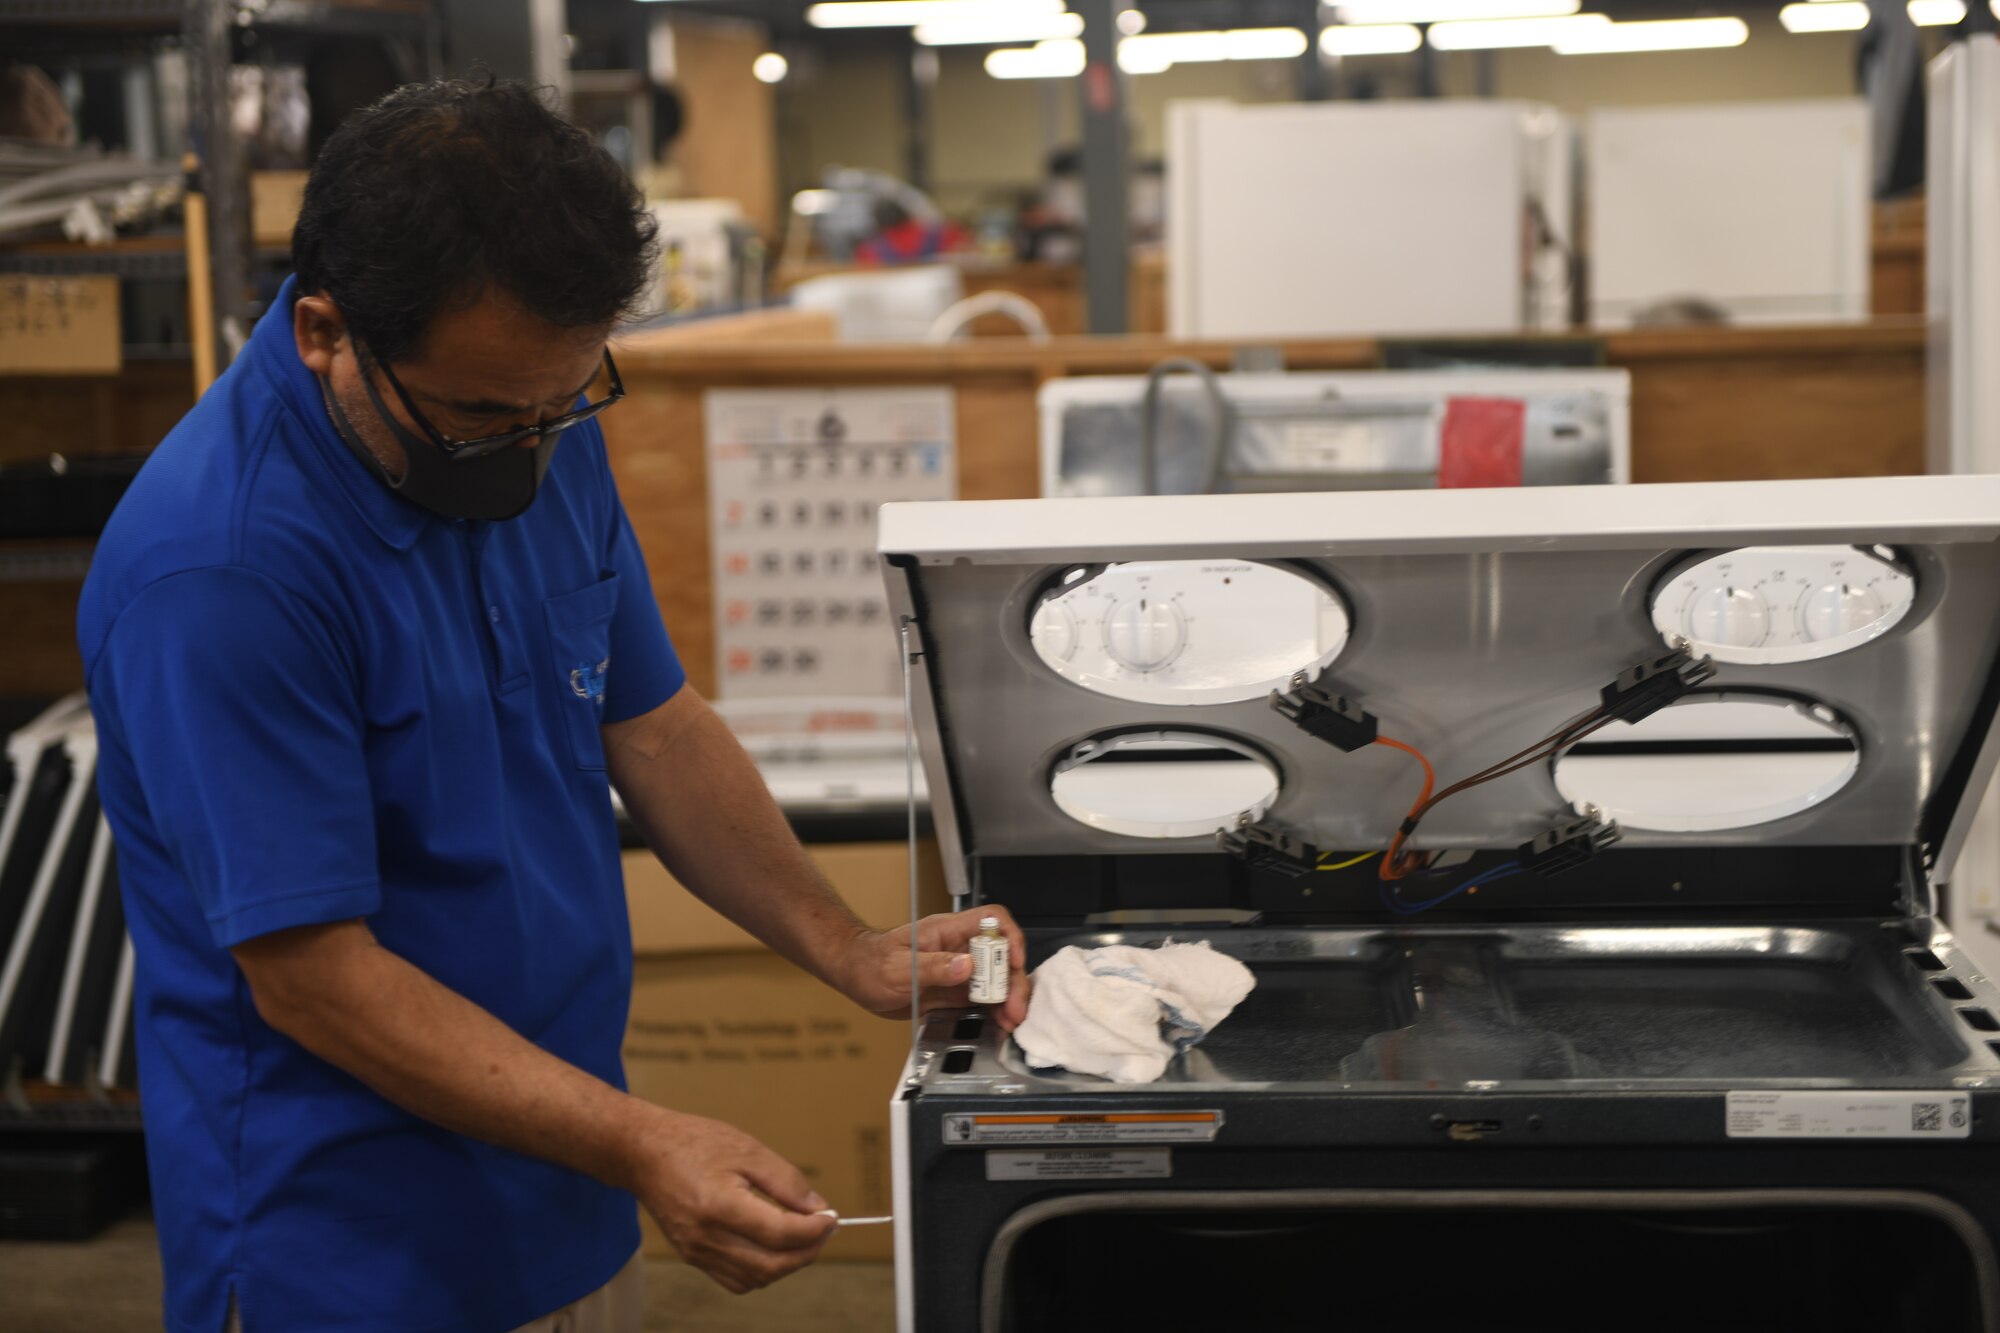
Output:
top-left (1377, 710), bottom-right (1611, 879)
top-left (1372, 735), bottom-right (1434, 881)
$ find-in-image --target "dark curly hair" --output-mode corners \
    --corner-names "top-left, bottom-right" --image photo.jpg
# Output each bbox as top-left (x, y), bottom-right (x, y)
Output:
top-left (292, 75), bottom-right (656, 364)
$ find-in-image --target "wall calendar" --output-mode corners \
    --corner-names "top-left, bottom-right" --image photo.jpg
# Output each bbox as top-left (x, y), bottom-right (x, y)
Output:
top-left (704, 386), bottom-right (957, 701)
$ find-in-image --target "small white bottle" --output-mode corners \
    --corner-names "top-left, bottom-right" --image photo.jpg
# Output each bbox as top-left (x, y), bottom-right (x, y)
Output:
top-left (968, 916), bottom-right (1010, 1005)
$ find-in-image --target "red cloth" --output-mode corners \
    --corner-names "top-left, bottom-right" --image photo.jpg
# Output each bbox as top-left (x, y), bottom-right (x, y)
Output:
top-left (855, 218), bottom-right (968, 266)
top-left (1438, 397), bottom-right (1526, 489)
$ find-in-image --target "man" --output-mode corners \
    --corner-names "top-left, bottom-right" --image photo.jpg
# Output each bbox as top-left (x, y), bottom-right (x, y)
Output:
top-left (78, 77), bottom-right (1026, 1333)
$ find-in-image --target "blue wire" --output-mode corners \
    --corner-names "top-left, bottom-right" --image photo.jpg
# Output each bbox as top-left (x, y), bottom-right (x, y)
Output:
top-left (1380, 860), bottom-right (1522, 917)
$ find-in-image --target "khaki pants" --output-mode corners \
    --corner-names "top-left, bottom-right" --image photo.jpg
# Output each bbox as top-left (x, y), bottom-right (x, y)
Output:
top-left (224, 1251), bottom-right (644, 1333)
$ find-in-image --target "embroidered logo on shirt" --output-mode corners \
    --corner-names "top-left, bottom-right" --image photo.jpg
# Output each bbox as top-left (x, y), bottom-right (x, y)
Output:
top-left (569, 658), bottom-right (610, 706)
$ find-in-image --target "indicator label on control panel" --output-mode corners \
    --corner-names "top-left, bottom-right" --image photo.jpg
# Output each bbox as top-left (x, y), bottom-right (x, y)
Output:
top-left (986, 1148), bottom-right (1173, 1181)
top-left (943, 1110), bottom-right (1223, 1145)
top-left (1726, 1091), bottom-right (1970, 1139)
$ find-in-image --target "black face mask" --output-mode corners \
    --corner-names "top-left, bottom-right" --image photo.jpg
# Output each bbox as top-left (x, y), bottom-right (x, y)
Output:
top-left (318, 369), bottom-right (558, 523)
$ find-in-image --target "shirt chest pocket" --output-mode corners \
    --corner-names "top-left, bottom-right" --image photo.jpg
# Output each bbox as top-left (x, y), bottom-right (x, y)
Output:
top-left (543, 575), bottom-right (621, 771)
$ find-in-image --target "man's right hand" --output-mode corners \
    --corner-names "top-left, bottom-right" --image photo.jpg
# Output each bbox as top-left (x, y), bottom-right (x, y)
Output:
top-left (626, 1106), bottom-right (838, 1293)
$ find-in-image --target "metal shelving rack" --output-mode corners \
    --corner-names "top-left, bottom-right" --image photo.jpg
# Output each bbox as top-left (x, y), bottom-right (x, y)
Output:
top-left (0, 0), bottom-right (442, 374)
top-left (0, 2), bottom-right (442, 1139)
top-left (0, 247), bottom-right (188, 279)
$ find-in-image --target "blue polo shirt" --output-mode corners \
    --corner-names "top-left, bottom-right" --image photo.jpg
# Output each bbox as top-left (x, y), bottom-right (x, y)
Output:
top-left (77, 276), bottom-right (684, 1333)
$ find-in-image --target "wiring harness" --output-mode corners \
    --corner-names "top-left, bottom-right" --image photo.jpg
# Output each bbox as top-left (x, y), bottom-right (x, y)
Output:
top-left (1239, 646), bottom-right (1715, 914)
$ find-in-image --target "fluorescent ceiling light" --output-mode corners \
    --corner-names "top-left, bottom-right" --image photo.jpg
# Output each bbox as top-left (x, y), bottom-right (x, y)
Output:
top-left (1907, 0), bottom-right (1965, 22)
top-left (1426, 13), bottom-right (1611, 48)
top-left (1228, 26), bottom-right (1312, 59)
top-left (986, 24), bottom-right (1311, 79)
top-left (1320, 23), bottom-right (1424, 54)
top-left (1780, 1), bottom-right (1868, 30)
top-left (985, 38), bottom-right (1087, 78)
top-left (1119, 27), bottom-right (1310, 68)
top-left (809, 0), bottom-right (1061, 29)
top-left (1336, 0), bottom-right (1578, 21)
top-left (751, 52), bottom-right (789, 82)
top-left (1554, 16), bottom-right (1750, 52)
top-left (916, 11), bottom-right (1084, 44)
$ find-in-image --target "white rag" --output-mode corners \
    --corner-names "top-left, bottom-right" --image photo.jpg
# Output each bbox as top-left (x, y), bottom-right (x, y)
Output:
top-left (1012, 941), bottom-right (1257, 1083)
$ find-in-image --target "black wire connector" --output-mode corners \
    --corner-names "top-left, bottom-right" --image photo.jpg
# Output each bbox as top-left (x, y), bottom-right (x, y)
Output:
top-left (1599, 647), bottom-right (1717, 726)
top-left (1517, 811), bottom-right (1621, 877)
top-left (1270, 682), bottom-right (1379, 752)
top-left (1218, 825), bottom-right (1320, 878)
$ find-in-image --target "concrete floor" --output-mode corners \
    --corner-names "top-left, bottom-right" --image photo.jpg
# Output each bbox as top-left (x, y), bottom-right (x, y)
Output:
top-left (0, 1212), bottom-right (896, 1332)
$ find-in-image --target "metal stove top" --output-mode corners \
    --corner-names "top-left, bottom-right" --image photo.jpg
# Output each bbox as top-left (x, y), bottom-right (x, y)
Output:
top-left (913, 919), bottom-right (2000, 1094)
top-left (878, 478), bottom-right (2000, 1103)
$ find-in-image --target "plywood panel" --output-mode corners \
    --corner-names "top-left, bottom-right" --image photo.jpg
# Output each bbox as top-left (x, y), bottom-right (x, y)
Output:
top-left (602, 375), bottom-right (1045, 699)
top-left (610, 335), bottom-right (1377, 384)
top-left (954, 380), bottom-right (1041, 502)
top-left (615, 308), bottom-right (836, 354)
top-left (1620, 348), bottom-right (1923, 483)
top-left (1872, 232), bottom-right (1924, 319)
top-left (668, 18), bottom-right (779, 236)
top-left (1130, 250), bottom-right (1167, 337)
top-left (603, 382), bottom-right (714, 697)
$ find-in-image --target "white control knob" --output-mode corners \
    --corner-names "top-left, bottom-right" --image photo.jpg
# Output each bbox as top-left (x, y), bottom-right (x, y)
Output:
top-left (1102, 597), bottom-right (1187, 672)
top-left (1029, 601), bottom-right (1079, 662)
top-left (1684, 586), bottom-right (1771, 649)
top-left (1801, 582), bottom-right (1885, 641)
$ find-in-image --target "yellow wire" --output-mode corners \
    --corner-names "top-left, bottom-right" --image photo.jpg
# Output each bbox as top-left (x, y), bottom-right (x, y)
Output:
top-left (1316, 850), bottom-right (1379, 872)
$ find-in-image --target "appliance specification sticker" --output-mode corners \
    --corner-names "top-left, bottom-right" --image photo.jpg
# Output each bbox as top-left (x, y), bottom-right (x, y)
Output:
top-left (986, 1149), bottom-right (1172, 1181)
top-left (943, 1111), bottom-right (1223, 1145)
top-left (1725, 1091), bottom-right (1971, 1139)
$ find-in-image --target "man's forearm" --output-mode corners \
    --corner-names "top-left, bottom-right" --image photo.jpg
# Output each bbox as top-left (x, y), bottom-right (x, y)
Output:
top-left (236, 918), bottom-right (840, 1290)
top-left (604, 690), bottom-right (871, 988)
top-left (242, 922), bottom-right (657, 1195)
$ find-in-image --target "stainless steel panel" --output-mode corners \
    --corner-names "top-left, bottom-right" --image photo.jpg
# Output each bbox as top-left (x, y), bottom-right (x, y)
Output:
top-left (913, 920), bottom-right (2000, 1094)
top-left (907, 542), bottom-right (2000, 856)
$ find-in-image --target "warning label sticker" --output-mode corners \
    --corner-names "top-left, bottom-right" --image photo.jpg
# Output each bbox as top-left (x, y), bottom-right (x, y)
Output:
top-left (1725, 1091), bottom-right (1971, 1140)
top-left (986, 1148), bottom-right (1173, 1181)
top-left (943, 1110), bottom-right (1223, 1145)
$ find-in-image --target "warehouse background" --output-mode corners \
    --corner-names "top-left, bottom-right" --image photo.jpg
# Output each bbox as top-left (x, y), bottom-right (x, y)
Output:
top-left (1, 1), bottom-right (1991, 1329)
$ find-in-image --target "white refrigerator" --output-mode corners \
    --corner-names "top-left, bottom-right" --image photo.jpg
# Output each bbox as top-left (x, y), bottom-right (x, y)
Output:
top-left (1166, 99), bottom-right (1575, 340)
top-left (1587, 100), bottom-right (1872, 327)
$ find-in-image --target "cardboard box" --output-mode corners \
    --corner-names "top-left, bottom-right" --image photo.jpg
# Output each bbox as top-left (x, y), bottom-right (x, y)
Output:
top-left (622, 840), bottom-right (948, 1262)
top-left (625, 951), bottom-right (910, 1262)
top-left (624, 839), bottom-right (945, 954)
top-left (250, 170), bottom-right (310, 248)
top-left (0, 276), bottom-right (120, 376)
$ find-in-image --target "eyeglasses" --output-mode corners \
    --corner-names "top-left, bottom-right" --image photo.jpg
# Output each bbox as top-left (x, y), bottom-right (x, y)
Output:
top-left (365, 342), bottom-right (625, 462)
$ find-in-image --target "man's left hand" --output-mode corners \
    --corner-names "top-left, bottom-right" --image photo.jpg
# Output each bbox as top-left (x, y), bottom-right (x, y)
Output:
top-left (840, 906), bottom-right (1030, 1032)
